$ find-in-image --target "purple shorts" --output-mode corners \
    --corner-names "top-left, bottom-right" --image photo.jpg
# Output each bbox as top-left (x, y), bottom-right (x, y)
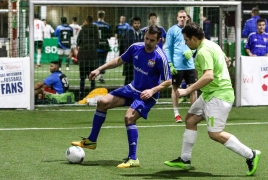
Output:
top-left (110, 85), bottom-right (157, 119)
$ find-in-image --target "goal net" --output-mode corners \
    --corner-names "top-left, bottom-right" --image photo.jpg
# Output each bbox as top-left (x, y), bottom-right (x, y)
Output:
top-left (18, 1), bottom-right (242, 109)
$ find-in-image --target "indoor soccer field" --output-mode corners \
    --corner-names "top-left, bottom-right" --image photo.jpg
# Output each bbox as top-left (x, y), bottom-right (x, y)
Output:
top-left (0, 105), bottom-right (267, 179)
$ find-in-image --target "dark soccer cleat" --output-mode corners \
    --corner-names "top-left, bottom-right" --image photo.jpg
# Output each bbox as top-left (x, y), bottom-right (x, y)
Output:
top-left (246, 150), bottom-right (261, 176)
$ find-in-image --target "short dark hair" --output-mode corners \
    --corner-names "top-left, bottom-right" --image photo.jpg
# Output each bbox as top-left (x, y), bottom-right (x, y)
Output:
top-left (50, 61), bottom-right (60, 66)
top-left (97, 10), bottom-right (105, 18)
top-left (72, 17), bottom-right (77, 22)
top-left (149, 13), bottom-right (157, 19)
top-left (182, 22), bottom-right (204, 40)
top-left (34, 14), bottom-right (39, 19)
top-left (146, 25), bottom-right (162, 40)
top-left (252, 7), bottom-right (259, 15)
top-left (257, 18), bottom-right (266, 24)
top-left (85, 15), bottom-right (93, 23)
top-left (61, 17), bottom-right (67, 24)
top-left (130, 16), bottom-right (141, 26)
top-left (42, 19), bottom-right (46, 21)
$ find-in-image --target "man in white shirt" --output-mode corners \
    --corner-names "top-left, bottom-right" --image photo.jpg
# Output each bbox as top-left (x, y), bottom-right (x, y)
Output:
top-left (69, 17), bottom-right (81, 63)
top-left (42, 19), bottom-right (54, 38)
top-left (34, 14), bottom-right (45, 67)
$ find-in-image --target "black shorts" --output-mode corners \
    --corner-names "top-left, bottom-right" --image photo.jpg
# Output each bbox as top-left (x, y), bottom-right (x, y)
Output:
top-left (34, 41), bottom-right (43, 50)
top-left (172, 69), bottom-right (196, 86)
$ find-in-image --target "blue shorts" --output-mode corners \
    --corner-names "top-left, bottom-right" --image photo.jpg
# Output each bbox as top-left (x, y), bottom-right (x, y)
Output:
top-left (109, 85), bottom-right (157, 119)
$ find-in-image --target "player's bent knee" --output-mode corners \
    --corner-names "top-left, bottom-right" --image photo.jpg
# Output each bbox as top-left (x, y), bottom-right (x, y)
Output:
top-left (208, 132), bottom-right (221, 142)
top-left (124, 116), bottom-right (136, 125)
top-left (96, 98), bottom-right (110, 109)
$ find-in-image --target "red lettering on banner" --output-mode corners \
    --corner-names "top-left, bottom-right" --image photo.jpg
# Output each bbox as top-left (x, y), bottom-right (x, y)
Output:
top-left (243, 75), bottom-right (254, 83)
top-left (5, 65), bottom-right (21, 70)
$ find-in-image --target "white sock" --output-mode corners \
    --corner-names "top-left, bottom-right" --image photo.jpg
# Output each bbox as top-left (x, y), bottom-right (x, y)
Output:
top-left (174, 108), bottom-right (179, 117)
top-left (181, 129), bottom-right (197, 161)
top-left (37, 54), bottom-right (41, 65)
top-left (224, 135), bottom-right (253, 159)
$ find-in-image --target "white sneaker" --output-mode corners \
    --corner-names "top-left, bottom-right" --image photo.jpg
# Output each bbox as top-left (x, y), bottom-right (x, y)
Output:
top-left (66, 67), bottom-right (69, 71)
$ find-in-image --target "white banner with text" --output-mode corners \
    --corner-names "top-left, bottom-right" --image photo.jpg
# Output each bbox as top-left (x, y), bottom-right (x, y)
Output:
top-left (0, 57), bottom-right (30, 109)
top-left (241, 56), bottom-right (268, 106)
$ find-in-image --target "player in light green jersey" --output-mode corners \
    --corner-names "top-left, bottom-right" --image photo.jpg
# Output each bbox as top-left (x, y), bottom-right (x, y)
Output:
top-left (164, 22), bottom-right (261, 176)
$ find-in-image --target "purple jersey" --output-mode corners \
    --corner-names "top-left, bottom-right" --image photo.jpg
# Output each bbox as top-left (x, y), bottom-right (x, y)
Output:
top-left (121, 42), bottom-right (171, 99)
top-left (245, 32), bottom-right (268, 56)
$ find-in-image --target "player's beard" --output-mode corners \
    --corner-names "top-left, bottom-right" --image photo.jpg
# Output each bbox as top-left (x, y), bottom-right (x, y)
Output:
top-left (145, 43), bottom-right (154, 52)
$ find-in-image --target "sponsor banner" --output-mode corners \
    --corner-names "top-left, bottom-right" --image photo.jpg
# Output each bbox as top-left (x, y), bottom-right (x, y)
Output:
top-left (106, 37), bottom-right (119, 63)
top-left (241, 56), bottom-right (268, 106)
top-left (0, 57), bottom-right (30, 109)
top-left (31, 38), bottom-right (59, 63)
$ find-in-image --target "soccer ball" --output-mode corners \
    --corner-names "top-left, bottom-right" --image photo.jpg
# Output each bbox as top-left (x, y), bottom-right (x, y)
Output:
top-left (66, 146), bottom-right (85, 164)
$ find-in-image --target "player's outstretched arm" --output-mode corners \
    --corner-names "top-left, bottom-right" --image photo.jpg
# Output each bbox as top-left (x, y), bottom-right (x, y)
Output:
top-left (152, 79), bottom-right (172, 93)
top-left (89, 57), bottom-right (124, 81)
top-left (140, 79), bottom-right (172, 100)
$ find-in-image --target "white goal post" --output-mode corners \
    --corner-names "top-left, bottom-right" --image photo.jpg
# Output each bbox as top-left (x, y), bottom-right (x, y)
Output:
top-left (28, 0), bottom-right (242, 110)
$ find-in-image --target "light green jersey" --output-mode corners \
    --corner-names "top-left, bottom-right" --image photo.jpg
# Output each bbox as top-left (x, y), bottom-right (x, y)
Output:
top-left (195, 39), bottom-right (234, 103)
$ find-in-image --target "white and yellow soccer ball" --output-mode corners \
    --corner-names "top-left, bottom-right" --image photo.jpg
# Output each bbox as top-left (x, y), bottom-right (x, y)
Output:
top-left (66, 146), bottom-right (85, 164)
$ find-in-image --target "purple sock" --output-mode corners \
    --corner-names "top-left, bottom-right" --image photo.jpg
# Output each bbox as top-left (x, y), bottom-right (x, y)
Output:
top-left (88, 110), bottom-right (106, 142)
top-left (126, 124), bottom-right (138, 160)
top-left (181, 81), bottom-right (187, 89)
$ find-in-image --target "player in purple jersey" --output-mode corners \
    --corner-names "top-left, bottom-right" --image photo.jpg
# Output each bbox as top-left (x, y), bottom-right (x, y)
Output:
top-left (141, 13), bottom-right (166, 49)
top-left (245, 18), bottom-right (268, 56)
top-left (71, 25), bottom-right (171, 168)
top-left (242, 7), bottom-right (268, 38)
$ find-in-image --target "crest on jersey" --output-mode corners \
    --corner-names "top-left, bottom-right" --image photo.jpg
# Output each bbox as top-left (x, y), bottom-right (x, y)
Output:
top-left (148, 59), bottom-right (155, 67)
top-left (264, 38), bottom-right (268, 42)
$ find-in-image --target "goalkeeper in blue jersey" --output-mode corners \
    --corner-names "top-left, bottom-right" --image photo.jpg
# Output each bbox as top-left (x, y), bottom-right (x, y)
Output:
top-left (164, 22), bottom-right (261, 176)
top-left (54, 17), bottom-right (73, 71)
top-left (71, 25), bottom-right (172, 168)
top-left (165, 10), bottom-right (197, 123)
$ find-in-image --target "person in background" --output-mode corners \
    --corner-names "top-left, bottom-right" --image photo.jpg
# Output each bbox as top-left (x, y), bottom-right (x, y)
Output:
top-left (34, 14), bottom-right (45, 68)
top-left (242, 7), bottom-right (268, 38)
top-left (71, 25), bottom-right (171, 168)
top-left (42, 19), bottom-right (54, 38)
top-left (115, 15), bottom-right (130, 46)
top-left (186, 14), bottom-right (192, 24)
top-left (245, 18), bottom-right (268, 56)
top-left (120, 16), bottom-right (144, 85)
top-left (141, 13), bottom-right (166, 49)
top-left (54, 17), bottom-right (73, 71)
top-left (165, 10), bottom-right (197, 123)
top-left (77, 15), bottom-right (99, 100)
top-left (93, 10), bottom-right (112, 83)
top-left (164, 22), bottom-right (261, 176)
top-left (69, 17), bottom-right (82, 64)
top-left (34, 61), bottom-right (69, 99)
top-left (203, 15), bottom-right (211, 40)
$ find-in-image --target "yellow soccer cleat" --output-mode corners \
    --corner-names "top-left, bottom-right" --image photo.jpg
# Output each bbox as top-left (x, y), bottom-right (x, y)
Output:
top-left (71, 137), bottom-right (97, 150)
top-left (117, 157), bottom-right (140, 168)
